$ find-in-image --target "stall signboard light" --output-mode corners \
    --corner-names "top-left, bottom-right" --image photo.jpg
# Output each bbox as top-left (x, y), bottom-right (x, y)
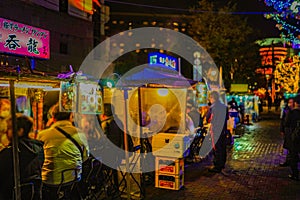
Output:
top-left (259, 47), bottom-right (287, 66)
top-left (255, 68), bottom-right (273, 75)
top-left (100, 78), bottom-right (115, 88)
top-left (196, 82), bottom-right (207, 106)
top-left (230, 84), bottom-right (249, 93)
top-left (148, 52), bottom-right (178, 71)
top-left (60, 81), bottom-right (77, 112)
top-left (157, 88), bottom-right (169, 96)
top-left (0, 17), bottom-right (50, 59)
top-left (79, 82), bottom-right (102, 114)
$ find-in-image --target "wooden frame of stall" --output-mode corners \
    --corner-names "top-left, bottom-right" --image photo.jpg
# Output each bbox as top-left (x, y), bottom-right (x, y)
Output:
top-left (0, 76), bottom-right (60, 198)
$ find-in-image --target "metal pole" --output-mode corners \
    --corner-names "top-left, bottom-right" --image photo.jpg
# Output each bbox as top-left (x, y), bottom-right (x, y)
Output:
top-left (137, 87), bottom-right (145, 197)
top-left (9, 80), bottom-right (21, 200)
top-left (178, 57), bottom-right (181, 75)
top-left (123, 89), bottom-right (131, 200)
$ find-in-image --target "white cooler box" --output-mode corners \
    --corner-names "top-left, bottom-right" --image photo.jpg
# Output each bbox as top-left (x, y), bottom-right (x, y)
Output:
top-left (152, 133), bottom-right (192, 158)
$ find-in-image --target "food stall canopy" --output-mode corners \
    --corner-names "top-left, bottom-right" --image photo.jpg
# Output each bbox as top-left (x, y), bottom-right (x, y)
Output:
top-left (116, 65), bottom-right (196, 88)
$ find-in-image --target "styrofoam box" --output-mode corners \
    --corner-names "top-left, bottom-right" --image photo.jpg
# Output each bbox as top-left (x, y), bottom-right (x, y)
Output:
top-left (155, 156), bottom-right (184, 175)
top-left (155, 173), bottom-right (184, 190)
top-left (152, 133), bottom-right (192, 158)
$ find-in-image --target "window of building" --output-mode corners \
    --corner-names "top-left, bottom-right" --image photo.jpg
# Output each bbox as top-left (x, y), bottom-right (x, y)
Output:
top-left (59, 0), bottom-right (68, 13)
top-left (60, 42), bottom-right (68, 54)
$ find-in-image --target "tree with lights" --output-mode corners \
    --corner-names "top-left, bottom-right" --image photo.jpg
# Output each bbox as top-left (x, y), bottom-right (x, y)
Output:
top-left (274, 55), bottom-right (300, 93)
top-left (189, 0), bottom-right (259, 89)
top-left (263, 0), bottom-right (300, 47)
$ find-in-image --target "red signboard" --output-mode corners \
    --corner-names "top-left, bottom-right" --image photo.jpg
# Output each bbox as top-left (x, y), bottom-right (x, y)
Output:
top-left (259, 47), bottom-right (287, 66)
top-left (255, 68), bottom-right (273, 75)
top-left (0, 17), bottom-right (50, 59)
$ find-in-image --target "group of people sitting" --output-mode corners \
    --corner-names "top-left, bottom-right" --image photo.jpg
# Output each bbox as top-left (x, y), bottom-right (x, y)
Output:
top-left (0, 101), bottom-right (128, 200)
top-left (0, 102), bottom-right (90, 200)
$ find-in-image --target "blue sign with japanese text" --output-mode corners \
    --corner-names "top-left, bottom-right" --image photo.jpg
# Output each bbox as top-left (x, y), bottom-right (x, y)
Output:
top-left (148, 52), bottom-right (178, 71)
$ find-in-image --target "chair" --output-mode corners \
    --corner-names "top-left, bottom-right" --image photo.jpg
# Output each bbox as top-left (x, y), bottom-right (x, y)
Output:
top-left (14, 179), bottom-right (42, 200)
top-left (56, 167), bottom-right (81, 199)
top-left (19, 182), bottom-right (34, 200)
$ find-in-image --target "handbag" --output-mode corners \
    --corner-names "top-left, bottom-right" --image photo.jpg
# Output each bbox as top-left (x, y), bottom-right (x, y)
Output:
top-left (55, 127), bottom-right (102, 198)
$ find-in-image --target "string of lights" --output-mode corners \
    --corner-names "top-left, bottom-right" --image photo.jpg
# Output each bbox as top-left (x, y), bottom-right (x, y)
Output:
top-left (264, 0), bottom-right (300, 18)
top-left (264, 0), bottom-right (300, 46)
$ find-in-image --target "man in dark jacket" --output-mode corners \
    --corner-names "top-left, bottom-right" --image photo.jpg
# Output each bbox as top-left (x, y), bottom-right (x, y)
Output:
top-left (206, 91), bottom-right (228, 173)
top-left (285, 95), bottom-right (300, 180)
top-left (279, 98), bottom-right (294, 167)
top-left (0, 115), bottom-right (44, 200)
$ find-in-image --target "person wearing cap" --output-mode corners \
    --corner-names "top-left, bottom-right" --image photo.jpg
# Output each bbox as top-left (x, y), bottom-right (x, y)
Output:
top-left (206, 91), bottom-right (228, 173)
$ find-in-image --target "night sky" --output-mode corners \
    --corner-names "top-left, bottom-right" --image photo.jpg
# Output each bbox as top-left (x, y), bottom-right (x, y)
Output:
top-left (105, 0), bottom-right (281, 40)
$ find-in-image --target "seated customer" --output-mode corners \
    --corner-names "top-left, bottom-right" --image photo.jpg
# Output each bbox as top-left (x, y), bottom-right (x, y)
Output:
top-left (38, 104), bottom-right (89, 200)
top-left (0, 115), bottom-right (44, 200)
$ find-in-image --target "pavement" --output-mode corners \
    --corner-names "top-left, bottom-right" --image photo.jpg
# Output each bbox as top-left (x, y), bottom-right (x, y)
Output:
top-left (142, 108), bottom-right (300, 200)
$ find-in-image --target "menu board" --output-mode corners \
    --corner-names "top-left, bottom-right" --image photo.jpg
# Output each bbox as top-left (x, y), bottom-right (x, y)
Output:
top-left (59, 81), bottom-right (77, 112)
top-left (79, 82), bottom-right (103, 114)
top-left (196, 82), bottom-right (207, 106)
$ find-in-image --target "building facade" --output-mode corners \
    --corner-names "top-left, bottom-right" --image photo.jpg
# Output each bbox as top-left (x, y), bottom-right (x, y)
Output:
top-left (0, 0), bottom-right (94, 73)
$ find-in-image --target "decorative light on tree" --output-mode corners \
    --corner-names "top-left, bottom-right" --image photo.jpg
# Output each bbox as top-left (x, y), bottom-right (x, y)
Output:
top-left (264, 0), bottom-right (300, 47)
top-left (274, 55), bottom-right (300, 93)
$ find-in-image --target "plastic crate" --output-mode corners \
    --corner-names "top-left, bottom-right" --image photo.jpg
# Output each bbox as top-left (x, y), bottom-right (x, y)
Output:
top-left (155, 174), bottom-right (184, 190)
top-left (155, 157), bottom-right (184, 175)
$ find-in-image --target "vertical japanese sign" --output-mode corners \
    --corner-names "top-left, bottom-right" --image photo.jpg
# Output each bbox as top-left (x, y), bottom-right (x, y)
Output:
top-left (0, 17), bottom-right (50, 59)
top-left (60, 81), bottom-right (77, 112)
top-left (78, 82), bottom-right (103, 114)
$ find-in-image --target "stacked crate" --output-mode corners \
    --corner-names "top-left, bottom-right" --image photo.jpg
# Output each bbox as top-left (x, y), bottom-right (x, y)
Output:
top-left (155, 156), bottom-right (184, 190)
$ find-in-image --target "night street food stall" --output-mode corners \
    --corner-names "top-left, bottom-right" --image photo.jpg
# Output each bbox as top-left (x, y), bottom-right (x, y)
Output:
top-left (110, 65), bottom-right (204, 191)
top-left (0, 76), bottom-right (60, 142)
top-left (0, 75), bottom-right (60, 199)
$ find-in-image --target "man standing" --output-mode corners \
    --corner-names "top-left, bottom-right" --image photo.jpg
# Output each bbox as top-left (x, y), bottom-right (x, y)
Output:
top-left (279, 98), bottom-right (294, 167)
top-left (37, 104), bottom-right (89, 199)
top-left (206, 91), bottom-right (228, 173)
top-left (285, 96), bottom-right (300, 180)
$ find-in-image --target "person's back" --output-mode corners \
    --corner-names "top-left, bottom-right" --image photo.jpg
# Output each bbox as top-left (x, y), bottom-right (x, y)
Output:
top-left (284, 97), bottom-right (300, 180)
top-left (38, 123), bottom-right (87, 185)
top-left (38, 104), bottom-right (88, 199)
top-left (0, 115), bottom-right (44, 200)
top-left (206, 91), bottom-right (228, 173)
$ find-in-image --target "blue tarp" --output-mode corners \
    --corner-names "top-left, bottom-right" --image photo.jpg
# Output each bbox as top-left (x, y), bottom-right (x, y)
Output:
top-left (116, 64), bottom-right (195, 87)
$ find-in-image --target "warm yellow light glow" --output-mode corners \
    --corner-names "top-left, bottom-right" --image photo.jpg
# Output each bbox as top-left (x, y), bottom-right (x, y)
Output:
top-left (157, 89), bottom-right (169, 96)
top-left (68, 0), bottom-right (101, 14)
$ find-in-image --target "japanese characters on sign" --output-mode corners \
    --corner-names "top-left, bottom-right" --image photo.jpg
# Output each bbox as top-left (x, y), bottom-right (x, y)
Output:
top-left (148, 52), bottom-right (178, 71)
top-left (0, 17), bottom-right (50, 59)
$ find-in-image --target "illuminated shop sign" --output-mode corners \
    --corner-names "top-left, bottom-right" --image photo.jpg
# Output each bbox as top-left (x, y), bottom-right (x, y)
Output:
top-left (148, 52), bottom-right (178, 71)
top-left (0, 17), bottom-right (50, 59)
